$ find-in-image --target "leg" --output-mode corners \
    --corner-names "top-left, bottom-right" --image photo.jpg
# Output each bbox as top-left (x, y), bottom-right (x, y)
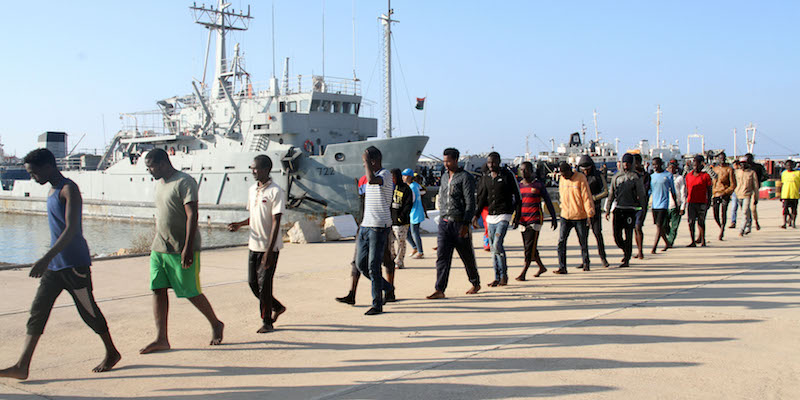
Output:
top-left (433, 220), bottom-right (456, 294)
top-left (493, 220), bottom-right (509, 284)
top-left (556, 218), bottom-right (574, 272)
top-left (382, 234), bottom-right (396, 286)
top-left (140, 288), bottom-right (170, 354)
top-left (623, 212), bottom-right (635, 264)
top-left (393, 225), bottom-right (409, 268)
top-left (366, 227), bottom-right (388, 311)
top-left (411, 223), bottom-right (424, 255)
top-left (531, 229), bottom-right (546, 275)
top-left (697, 205), bottom-right (707, 246)
top-left (719, 196), bottom-right (730, 238)
top-left (257, 251), bottom-right (282, 331)
top-left (575, 219), bottom-right (590, 270)
top-left (453, 223), bottom-right (481, 293)
top-left (406, 227), bottom-right (417, 252)
top-left (517, 227), bottom-right (534, 280)
top-left (488, 222), bottom-right (501, 285)
top-left (730, 193), bottom-right (738, 228)
top-left (62, 267), bottom-right (120, 372)
top-left (187, 294), bottom-right (224, 345)
top-left (0, 270), bottom-right (63, 379)
top-left (752, 199), bottom-right (760, 230)
top-left (634, 211), bottom-right (644, 259)
top-left (247, 251), bottom-right (262, 299)
top-left (667, 208), bottom-right (681, 245)
top-left (687, 205), bottom-right (697, 246)
top-left (712, 197), bottom-right (723, 228)
top-left (590, 213), bottom-right (609, 266)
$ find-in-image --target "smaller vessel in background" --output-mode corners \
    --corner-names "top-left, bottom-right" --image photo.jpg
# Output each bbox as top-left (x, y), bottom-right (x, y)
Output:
top-left (536, 109), bottom-right (619, 171)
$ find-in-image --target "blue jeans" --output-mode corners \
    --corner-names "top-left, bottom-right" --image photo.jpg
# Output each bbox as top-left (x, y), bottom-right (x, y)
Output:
top-left (406, 223), bottom-right (424, 254)
top-left (731, 192), bottom-right (738, 223)
top-left (488, 220), bottom-right (510, 281)
top-left (355, 226), bottom-right (394, 311)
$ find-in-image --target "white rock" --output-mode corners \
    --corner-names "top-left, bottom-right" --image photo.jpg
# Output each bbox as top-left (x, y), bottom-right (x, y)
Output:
top-left (287, 219), bottom-right (323, 244)
top-left (324, 214), bottom-right (358, 241)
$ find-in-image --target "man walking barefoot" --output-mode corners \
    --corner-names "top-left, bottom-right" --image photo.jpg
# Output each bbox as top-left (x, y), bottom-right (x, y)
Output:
top-left (228, 155), bottom-right (286, 333)
top-left (711, 152), bottom-right (737, 240)
top-left (685, 155), bottom-right (713, 247)
top-left (554, 162), bottom-right (595, 274)
top-left (649, 157), bottom-right (678, 253)
top-left (0, 149), bottom-right (120, 380)
top-left (515, 161), bottom-right (557, 280)
top-left (140, 149), bottom-right (224, 353)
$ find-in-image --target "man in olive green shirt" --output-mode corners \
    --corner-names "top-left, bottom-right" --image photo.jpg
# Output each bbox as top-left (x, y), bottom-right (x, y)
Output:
top-left (140, 149), bottom-right (224, 354)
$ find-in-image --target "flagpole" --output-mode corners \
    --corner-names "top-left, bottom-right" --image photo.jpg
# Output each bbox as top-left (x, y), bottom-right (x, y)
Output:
top-left (422, 93), bottom-right (427, 136)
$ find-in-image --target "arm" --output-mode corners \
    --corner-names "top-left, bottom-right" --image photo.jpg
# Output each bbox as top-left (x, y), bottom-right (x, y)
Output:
top-left (594, 174), bottom-right (609, 202)
top-left (30, 183), bottom-right (83, 277)
top-left (182, 201), bottom-right (199, 268)
top-left (461, 174), bottom-right (477, 237)
top-left (473, 176), bottom-right (487, 226)
top-left (635, 178), bottom-right (648, 210)
top-left (400, 187), bottom-right (414, 224)
top-left (362, 153), bottom-right (383, 185)
top-left (540, 183), bottom-right (558, 230)
top-left (261, 213), bottom-right (283, 269)
top-left (669, 177), bottom-right (678, 208)
top-left (605, 176), bottom-right (616, 214)
top-left (228, 217), bottom-right (250, 231)
top-left (724, 168), bottom-right (737, 196)
top-left (511, 173), bottom-right (522, 227)
top-left (580, 175), bottom-right (595, 218)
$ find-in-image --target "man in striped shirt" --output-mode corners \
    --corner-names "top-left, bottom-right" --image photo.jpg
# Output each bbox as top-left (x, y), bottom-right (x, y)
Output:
top-left (355, 146), bottom-right (395, 315)
top-left (515, 161), bottom-right (557, 281)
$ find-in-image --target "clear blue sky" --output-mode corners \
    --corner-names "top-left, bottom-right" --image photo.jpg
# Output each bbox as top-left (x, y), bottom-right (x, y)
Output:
top-left (1, 0), bottom-right (798, 159)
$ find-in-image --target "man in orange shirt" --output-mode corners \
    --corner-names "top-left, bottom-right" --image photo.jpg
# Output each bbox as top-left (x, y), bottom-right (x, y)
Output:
top-left (554, 162), bottom-right (595, 274)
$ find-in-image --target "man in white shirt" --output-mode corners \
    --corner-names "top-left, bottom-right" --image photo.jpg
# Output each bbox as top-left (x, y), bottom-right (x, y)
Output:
top-left (356, 146), bottom-right (396, 315)
top-left (228, 155), bottom-right (286, 333)
top-left (666, 159), bottom-right (686, 247)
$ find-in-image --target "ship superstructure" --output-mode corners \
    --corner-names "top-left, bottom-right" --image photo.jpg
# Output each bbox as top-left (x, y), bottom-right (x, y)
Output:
top-left (1, 2), bottom-right (428, 225)
top-left (537, 110), bottom-right (619, 171)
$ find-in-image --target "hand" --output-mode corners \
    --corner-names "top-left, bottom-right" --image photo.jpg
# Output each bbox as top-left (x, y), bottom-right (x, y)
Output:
top-left (605, 212), bottom-right (610, 221)
top-left (459, 223), bottom-right (470, 238)
top-left (551, 219), bottom-right (558, 231)
top-left (680, 209), bottom-right (685, 216)
top-left (181, 249), bottom-right (194, 269)
top-left (29, 258), bottom-right (49, 278)
top-left (260, 251), bottom-right (275, 270)
top-left (471, 216), bottom-right (479, 229)
top-left (512, 221), bottom-right (519, 230)
top-left (227, 222), bottom-right (240, 232)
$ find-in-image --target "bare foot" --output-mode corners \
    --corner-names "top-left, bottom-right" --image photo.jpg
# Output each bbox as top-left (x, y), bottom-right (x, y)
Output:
top-left (0, 365), bottom-right (29, 380)
top-left (426, 290), bottom-right (445, 299)
top-left (515, 275), bottom-right (527, 282)
top-left (140, 339), bottom-right (171, 354)
top-left (650, 249), bottom-right (657, 254)
top-left (272, 306), bottom-right (287, 323)
top-left (533, 267), bottom-right (547, 277)
top-left (662, 246), bottom-right (669, 252)
top-left (256, 324), bottom-right (274, 334)
top-left (602, 260), bottom-right (610, 268)
top-left (686, 242), bottom-right (697, 247)
top-left (93, 351), bottom-right (121, 373)
top-left (635, 253), bottom-right (644, 259)
top-left (210, 321), bottom-right (224, 346)
top-left (465, 285), bottom-right (481, 294)
top-left (719, 232), bottom-right (724, 240)
top-left (700, 241), bottom-right (707, 247)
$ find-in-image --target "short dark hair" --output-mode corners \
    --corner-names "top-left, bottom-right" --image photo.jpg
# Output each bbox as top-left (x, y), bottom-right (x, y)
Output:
top-left (443, 148), bottom-right (460, 160)
top-left (520, 161), bottom-right (533, 171)
top-left (145, 148), bottom-right (170, 164)
top-left (253, 154), bottom-right (273, 171)
top-left (391, 168), bottom-right (402, 182)
top-left (558, 161), bottom-right (571, 174)
top-left (365, 146), bottom-right (382, 162)
top-left (787, 160), bottom-right (795, 168)
top-left (652, 157), bottom-right (663, 165)
top-left (633, 153), bottom-right (643, 164)
top-left (694, 154), bottom-right (705, 164)
top-left (745, 153), bottom-right (754, 161)
top-left (23, 148), bottom-right (57, 168)
top-left (717, 151), bottom-right (726, 158)
top-left (487, 152), bottom-right (501, 162)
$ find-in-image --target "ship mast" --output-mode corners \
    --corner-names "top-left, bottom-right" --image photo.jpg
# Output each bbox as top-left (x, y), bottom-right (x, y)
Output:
top-left (379, 1), bottom-right (397, 138)
top-left (655, 105), bottom-right (662, 149)
top-left (191, 1), bottom-right (252, 99)
top-left (745, 123), bottom-right (757, 154)
top-left (593, 109), bottom-right (600, 141)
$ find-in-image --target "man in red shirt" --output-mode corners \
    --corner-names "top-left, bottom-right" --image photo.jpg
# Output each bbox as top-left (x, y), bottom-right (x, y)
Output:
top-left (685, 155), bottom-right (713, 247)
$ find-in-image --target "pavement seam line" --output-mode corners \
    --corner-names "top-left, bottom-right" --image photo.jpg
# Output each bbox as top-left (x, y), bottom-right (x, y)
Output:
top-left (0, 381), bottom-right (53, 400)
top-left (313, 254), bottom-right (800, 400)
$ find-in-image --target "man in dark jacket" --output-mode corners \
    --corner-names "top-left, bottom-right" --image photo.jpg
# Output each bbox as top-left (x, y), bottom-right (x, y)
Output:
top-left (389, 168), bottom-right (413, 270)
top-left (578, 155), bottom-right (610, 268)
top-left (606, 153), bottom-right (647, 267)
top-left (473, 152), bottom-right (521, 286)
top-left (427, 148), bottom-right (481, 299)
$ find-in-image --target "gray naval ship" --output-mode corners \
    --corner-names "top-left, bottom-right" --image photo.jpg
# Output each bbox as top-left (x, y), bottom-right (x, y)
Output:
top-left (1, 2), bottom-right (428, 226)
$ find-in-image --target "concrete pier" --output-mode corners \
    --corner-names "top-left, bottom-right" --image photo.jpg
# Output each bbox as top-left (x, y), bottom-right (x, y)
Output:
top-left (1, 200), bottom-right (798, 399)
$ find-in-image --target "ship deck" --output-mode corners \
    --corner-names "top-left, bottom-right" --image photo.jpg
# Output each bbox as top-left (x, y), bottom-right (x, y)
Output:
top-left (1, 200), bottom-right (798, 399)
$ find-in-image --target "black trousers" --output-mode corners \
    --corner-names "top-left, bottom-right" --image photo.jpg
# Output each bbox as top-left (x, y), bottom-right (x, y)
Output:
top-left (27, 266), bottom-right (109, 336)
top-left (589, 208), bottom-right (608, 262)
top-left (248, 251), bottom-right (284, 325)
top-left (435, 220), bottom-right (480, 292)
top-left (613, 209), bottom-right (637, 263)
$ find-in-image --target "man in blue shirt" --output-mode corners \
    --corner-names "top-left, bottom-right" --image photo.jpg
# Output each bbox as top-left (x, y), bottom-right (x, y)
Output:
top-left (649, 157), bottom-right (678, 253)
top-left (0, 149), bottom-right (120, 380)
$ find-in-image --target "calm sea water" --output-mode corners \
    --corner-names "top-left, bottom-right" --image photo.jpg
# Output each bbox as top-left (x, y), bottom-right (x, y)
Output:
top-left (0, 213), bottom-right (249, 265)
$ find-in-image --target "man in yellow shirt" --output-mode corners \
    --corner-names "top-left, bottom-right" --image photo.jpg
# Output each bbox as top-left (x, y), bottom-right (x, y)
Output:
top-left (780, 160), bottom-right (800, 229)
top-left (554, 162), bottom-right (595, 274)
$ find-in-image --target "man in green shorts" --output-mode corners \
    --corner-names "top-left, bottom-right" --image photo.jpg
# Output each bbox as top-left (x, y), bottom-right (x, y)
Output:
top-left (140, 149), bottom-right (224, 354)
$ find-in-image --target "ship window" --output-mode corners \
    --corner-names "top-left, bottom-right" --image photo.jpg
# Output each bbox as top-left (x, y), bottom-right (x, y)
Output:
top-left (254, 124), bottom-right (269, 130)
top-left (288, 101), bottom-right (297, 112)
top-left (342, 102), bottom-right (352, 114)
top-left (279, 102), bottom-right (286, 112)
top-left (224, 166), bottom-right (234, 170)
top-left (299, 100), bottom-right (309, 112)
top-left (335, 152), bottom-right (345, 162)
top-left (321, 100), bottom-right (331, 112)
top-left (354, 103), bottom-right (360, 115)
top-left (332, 102), bottom-right (341, 113)
top-left (310, 100), bottom-right (321, 111)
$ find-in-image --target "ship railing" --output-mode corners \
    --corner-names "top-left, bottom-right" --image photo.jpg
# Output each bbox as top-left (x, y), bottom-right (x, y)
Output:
top-left (197, 75), bottom-right (362, 99)
top-left (119, 111), bottom-right (183, 136)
